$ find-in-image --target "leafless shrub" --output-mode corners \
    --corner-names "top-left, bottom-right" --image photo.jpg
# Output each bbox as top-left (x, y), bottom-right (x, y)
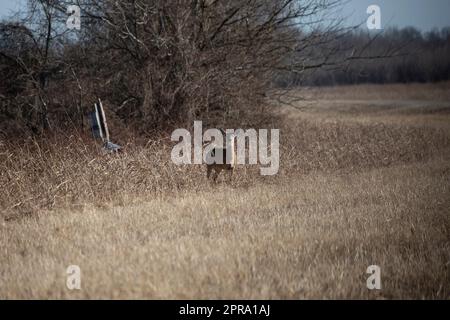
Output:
top-left (1, 0), bottom-right (381, 136)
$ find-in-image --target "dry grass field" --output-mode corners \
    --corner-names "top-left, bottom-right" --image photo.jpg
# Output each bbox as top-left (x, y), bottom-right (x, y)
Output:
top-left (1, 83), bottom-right (449, 299)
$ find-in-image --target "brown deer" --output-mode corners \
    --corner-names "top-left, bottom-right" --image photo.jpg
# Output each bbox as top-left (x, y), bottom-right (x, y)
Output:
top-left (204, 129), bottom-right (236, 182)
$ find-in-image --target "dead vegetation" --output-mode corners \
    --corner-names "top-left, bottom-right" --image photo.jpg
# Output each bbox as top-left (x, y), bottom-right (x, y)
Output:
top-left (1, 83), bottom-right (449, 299)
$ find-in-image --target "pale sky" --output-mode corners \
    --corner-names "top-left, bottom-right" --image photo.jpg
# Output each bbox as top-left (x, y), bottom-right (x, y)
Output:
top-left (341, 0), bottom-right (450, 31)
top-left (0, 0), bottom-right (23, 18)
top-left (0, 0), bottom-right (449, 31)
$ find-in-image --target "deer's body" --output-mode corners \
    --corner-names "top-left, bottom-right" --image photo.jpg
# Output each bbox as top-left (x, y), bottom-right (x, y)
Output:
top-left (204, 130), bottom-right (236, 182)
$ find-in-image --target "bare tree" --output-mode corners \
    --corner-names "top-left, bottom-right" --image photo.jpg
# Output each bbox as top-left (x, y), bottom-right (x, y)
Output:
top-left (1, 0), bottom-right (425, 137)
top-left (0, 0), bottom-right (71, 133)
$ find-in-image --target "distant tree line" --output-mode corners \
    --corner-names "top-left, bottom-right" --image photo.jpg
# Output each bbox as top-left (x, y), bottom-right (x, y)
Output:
top-left (275, 27), bottom-right (450, 87)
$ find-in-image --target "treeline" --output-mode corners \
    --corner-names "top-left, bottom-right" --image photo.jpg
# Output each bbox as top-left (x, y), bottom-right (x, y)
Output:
top-left (277, 27), bottom-right (450, 87)
top-left (1, 0), bottom-right (348, 138)
top-left (0, 0), bottom-right (446, 138)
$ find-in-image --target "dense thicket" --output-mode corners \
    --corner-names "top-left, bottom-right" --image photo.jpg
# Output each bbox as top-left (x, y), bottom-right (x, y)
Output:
top-left (0, 0), bottom-right (447, 138)
top-left (1, 0), bottom-right (349, 137)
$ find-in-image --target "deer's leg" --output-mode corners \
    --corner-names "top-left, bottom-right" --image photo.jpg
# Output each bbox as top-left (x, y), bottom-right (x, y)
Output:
top-left (207, 165), bottom-right (212, 180)
top-left (212, 167), bottom-right (220, 182)
top-left (227, 167), bottom-right (233, 183)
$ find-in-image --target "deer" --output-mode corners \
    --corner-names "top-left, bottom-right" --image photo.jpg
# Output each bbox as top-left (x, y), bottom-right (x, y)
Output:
top-left (204, 129), bottom-right (237, 182)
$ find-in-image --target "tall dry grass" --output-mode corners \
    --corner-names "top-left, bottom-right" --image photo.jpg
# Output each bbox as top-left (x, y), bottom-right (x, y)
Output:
top-left (2, 112), bottom-right (448, 218)
top-left (0, 83), bottom-right (449, 299)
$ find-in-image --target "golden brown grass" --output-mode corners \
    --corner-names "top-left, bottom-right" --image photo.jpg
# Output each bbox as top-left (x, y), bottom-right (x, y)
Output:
top-left (298, 81), bottom-right (450, 101)
top-left (1, 83), bottom-right (449, 299)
